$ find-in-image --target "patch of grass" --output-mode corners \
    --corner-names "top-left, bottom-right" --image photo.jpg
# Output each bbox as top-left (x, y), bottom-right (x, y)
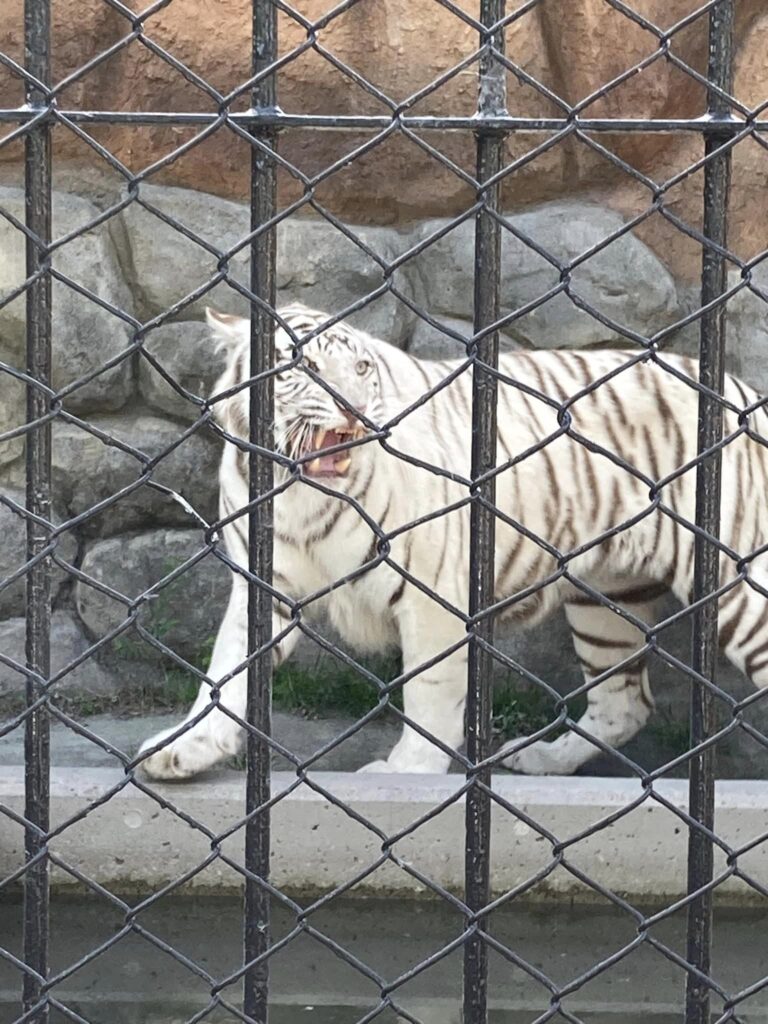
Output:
top-left (491, 682), bottom-right (587, 740)
top-left (109, 560), bottom-right (218, 712)
top-left (113, 556), bottom-right (190, 656)
top-left (107, 630), bottom-right (215, 714)
top-left (271, 660), bottom-right (587, 743)
top-left (492, 685), bottom-right (555, 738)
top-left (646, 716), bottom-right (690, 758)
top-left (33, 600), bottom-right (589, 743)
top-left (196, 634), bottom-right (216, 670)
top-left (151, 667), bottom-right (204, 709)
top-left (273, 654), bottom-right (403, 718)
top-left (148, 632), bottom-right (218, 710)
top-left (111, 633), bottom-right (145, 661)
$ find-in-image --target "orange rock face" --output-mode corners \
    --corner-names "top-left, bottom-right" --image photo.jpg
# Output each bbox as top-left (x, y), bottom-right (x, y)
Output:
top-left (1, 0), bottom-right (766, 282)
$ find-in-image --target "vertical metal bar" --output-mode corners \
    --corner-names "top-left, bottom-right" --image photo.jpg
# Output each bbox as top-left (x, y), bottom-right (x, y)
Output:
top-left (464, 4), bottom-right (505, 1023)
top-left (686, 3), bottom-right (733, 1022)
top-left (243, 1), bottom-right (277, 1021)
top-left (23, 0), bottom-right (51, 1021)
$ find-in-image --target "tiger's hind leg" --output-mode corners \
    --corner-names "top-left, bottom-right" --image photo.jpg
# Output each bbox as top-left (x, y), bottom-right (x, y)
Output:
top-left (500, 588), bottom-right (660, 775)
top-left (716, 568), bottom-right (768, 692)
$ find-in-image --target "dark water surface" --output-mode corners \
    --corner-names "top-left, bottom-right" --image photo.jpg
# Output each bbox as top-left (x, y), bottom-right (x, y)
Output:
top-left (2, 895), bottom-right (767, 1022)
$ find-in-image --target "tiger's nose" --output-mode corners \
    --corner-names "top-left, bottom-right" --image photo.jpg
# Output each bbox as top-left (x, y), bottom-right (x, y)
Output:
top-left (335, 403), bottom-right (367, 427)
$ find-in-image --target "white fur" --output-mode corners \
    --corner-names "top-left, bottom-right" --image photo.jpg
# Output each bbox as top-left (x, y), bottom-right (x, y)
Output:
top-left (138, 308), bottom-right (768, 779)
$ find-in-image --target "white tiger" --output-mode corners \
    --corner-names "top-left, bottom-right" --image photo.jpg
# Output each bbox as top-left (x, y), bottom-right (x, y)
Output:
top-left (138, 305), bottom-right (768, 779)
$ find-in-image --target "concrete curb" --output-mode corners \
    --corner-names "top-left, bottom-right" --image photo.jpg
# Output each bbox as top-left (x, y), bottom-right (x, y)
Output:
top-left (2, 768), bottom-right (767, 903)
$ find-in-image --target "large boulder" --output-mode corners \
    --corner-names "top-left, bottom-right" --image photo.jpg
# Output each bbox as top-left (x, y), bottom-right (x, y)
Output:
top-left (119, 186), bottom-right (251, 322)
top-left (650, 281), bottom-right (768, 394)
top-left (408, 203), bottom-right (680, 349)
top-left (138, 321), bottom-right (228, 424)
top-left (726, 267), bottom-right (768, 396)
top-left (0, 187), bottom-right (134, 414)
top-left (75, 528), bottom-right (230, 670)
top-left (406, 315), bottom-right (477, 361)
top-left (0, 611), bottom-right (119, 703)
top-left (121, 185), bottom-right (414, 342)
top-left (276, 218), bottom-right (414, 344)
top-left (0, 373), bottom-right (24, 469)
top-left (52, 412), bottom-right (221, 536)
top-left (406, 314), bottom-right (528, 360)
top-left (0, 487), bottom-right (78, 620)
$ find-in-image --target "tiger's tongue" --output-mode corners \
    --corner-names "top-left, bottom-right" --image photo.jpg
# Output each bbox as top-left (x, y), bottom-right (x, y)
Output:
top-left (322, 430), bottom-right (344, 448)
top-left (310, 429), bottom-right (348, 476)
top-left (313, 453), bottom-right (341, 475)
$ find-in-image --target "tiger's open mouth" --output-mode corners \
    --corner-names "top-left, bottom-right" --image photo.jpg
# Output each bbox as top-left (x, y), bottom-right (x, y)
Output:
top-left (299, 425), bottom-right (366, 477)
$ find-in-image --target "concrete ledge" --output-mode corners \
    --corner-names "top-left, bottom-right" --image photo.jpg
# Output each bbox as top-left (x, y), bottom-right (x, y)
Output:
top-left (2, 768), bottom-right (768, 903)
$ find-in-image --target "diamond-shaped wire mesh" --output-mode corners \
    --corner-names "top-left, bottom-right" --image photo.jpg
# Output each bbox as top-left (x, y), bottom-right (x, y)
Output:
top-left (3, 0), bottom-right (768, 1022)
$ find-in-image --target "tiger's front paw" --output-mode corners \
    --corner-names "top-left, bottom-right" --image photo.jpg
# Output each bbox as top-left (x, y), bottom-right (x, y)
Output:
top-left (498, 737), bottom-right (573, 775)
top-left (137, 723), bottom-right (238, 781)
top-left (357, 750), bottom-right (451, 774)
top-left (357, 759), bottom-right (392, 774)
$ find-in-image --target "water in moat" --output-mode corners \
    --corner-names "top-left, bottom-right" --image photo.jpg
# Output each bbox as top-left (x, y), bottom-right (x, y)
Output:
top-left (2, 894), bottom-right (767, 1022)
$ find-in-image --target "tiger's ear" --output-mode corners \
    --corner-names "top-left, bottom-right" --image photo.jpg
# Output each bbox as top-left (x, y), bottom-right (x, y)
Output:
top-left (205, 307), bottom-right (248, 351)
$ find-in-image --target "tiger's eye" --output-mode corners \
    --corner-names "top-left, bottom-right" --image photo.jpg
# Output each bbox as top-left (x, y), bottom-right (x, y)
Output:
top-left (356, 359), bottom-right (371, 375)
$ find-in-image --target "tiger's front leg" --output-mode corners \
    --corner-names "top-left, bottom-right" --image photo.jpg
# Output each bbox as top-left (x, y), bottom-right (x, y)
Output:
top-left (138, 581), bottom-right (298, 780)
top-left (358, 594), bottom-right (467, 774)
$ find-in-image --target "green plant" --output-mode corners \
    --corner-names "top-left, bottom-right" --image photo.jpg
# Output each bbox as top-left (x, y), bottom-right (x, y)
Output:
top-left (492, 681), bottom-right (587, 741)
top-left (85, 591), bottom-right (596, 740)
top-left (647, 716), bottom-right (690, 758)
top-left (148, 633), bottom-right (217, 710)
top-left (155, 667), bottom-right (205, 709)
top-left (110, 559), bottom-right (217, 707)
top-left (272, 653), bottom-right (403, 718)
top-left (195, 633), bottom-right (216, 671)
top-left (112, 633), bottom-right (145, 660)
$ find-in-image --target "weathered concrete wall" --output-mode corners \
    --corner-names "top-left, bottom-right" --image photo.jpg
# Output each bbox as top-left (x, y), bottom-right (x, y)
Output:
top-left (2, 767), bottom-right (768, 903)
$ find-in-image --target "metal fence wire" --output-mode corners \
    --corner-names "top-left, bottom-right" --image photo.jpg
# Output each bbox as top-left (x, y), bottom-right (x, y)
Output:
top-left (3, 0), bottom-right (768, 1022)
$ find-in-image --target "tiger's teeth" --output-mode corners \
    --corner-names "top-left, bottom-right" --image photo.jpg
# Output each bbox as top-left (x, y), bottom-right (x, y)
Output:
top-left (308, 457), bottom-right (321, 474)
top-left (314, 428), bottom-right (327, 451)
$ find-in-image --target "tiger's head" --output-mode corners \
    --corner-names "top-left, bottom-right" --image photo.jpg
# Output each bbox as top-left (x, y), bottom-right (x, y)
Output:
top-left (207, 305), bottom-right (382, 479)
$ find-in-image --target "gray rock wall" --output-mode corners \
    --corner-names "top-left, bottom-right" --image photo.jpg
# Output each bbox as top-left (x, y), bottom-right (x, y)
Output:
top-left (2, 180), bottom-right (768, 776)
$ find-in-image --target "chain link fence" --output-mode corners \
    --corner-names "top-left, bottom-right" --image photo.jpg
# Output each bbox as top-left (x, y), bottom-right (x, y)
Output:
top-left (2, 0), bottom-right (768, 1021)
